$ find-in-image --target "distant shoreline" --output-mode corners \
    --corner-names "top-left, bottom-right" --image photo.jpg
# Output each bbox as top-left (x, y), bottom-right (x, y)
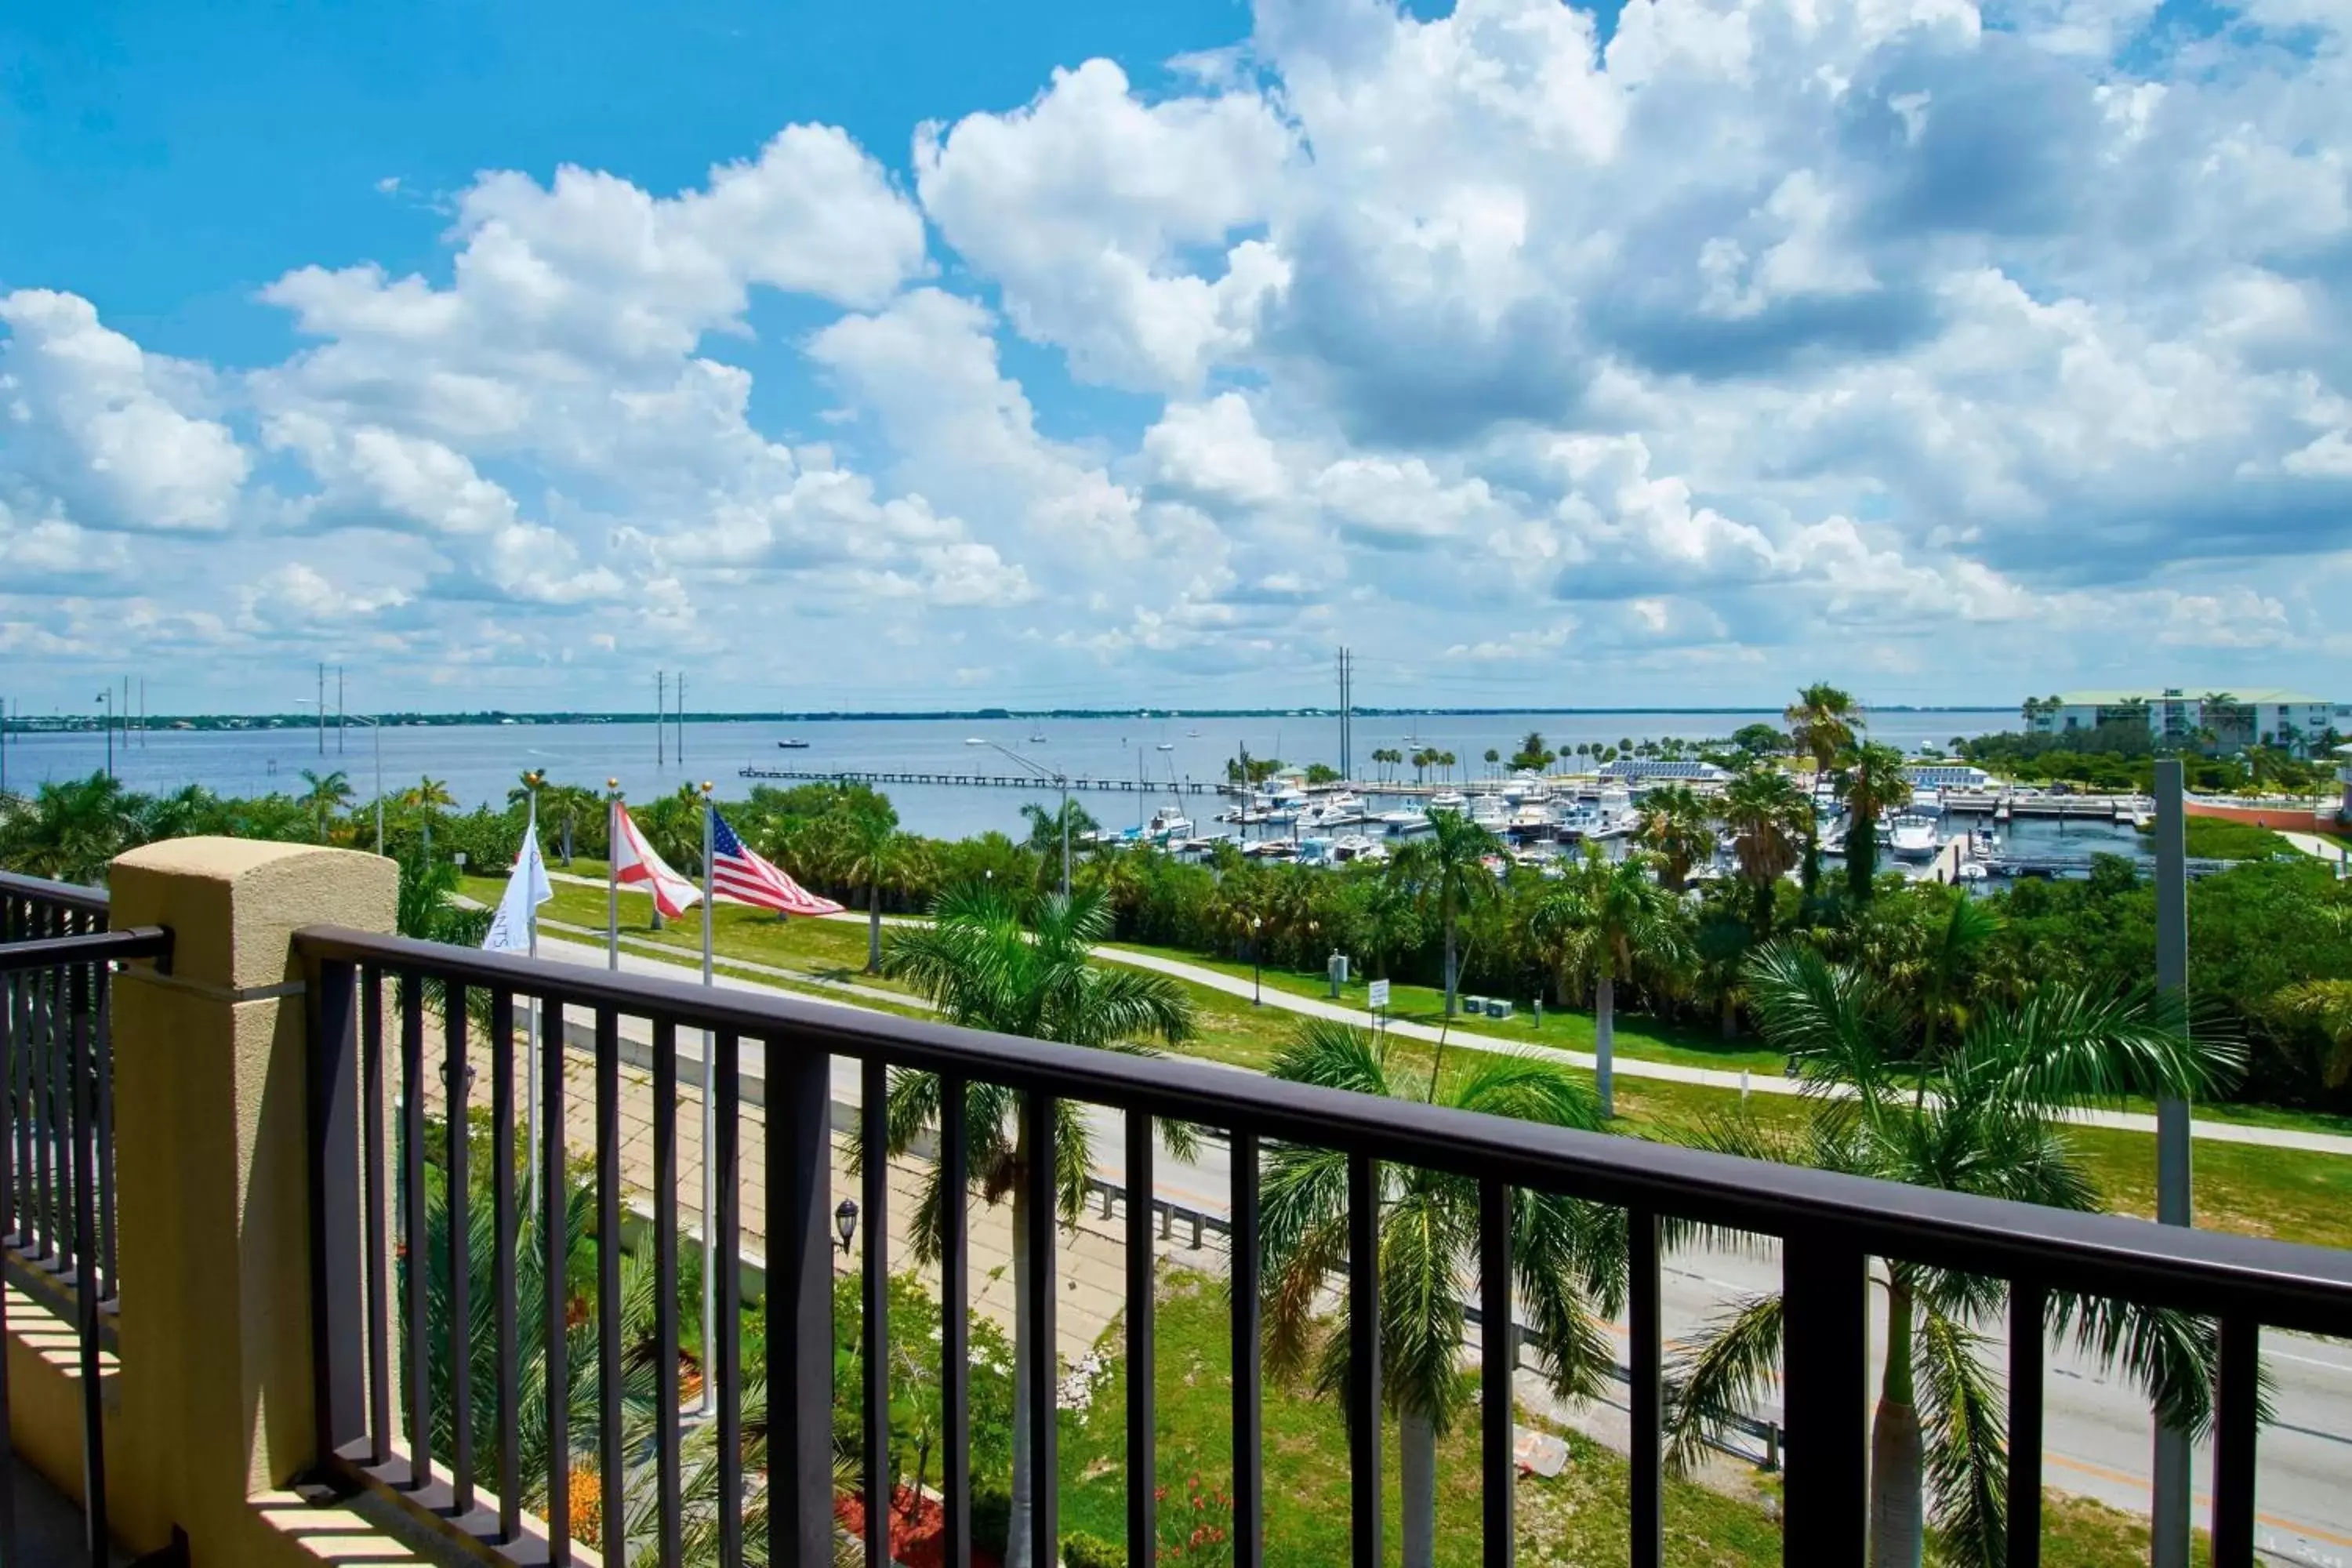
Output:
top-left (0, 703), bottom-right (2014, 734)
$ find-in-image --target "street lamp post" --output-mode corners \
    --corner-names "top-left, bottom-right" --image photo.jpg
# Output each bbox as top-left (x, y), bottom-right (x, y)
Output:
top-left (973, 739), bottom-right (1072, 897)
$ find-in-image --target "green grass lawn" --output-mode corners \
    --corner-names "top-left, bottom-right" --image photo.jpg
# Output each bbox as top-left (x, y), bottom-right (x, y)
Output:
top-left (1053, 1271), bottom-right (2206, 1567)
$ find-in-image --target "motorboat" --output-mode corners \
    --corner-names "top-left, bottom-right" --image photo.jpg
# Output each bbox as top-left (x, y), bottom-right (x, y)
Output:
top-left (1508, 804), bottom-right (1555, 836)
top-left (1469, 793), bottom-right (1511, 829)
top-left (1378, 809), bottom-right (1430, 833)
top-left (1888, 815), bottom-right (1940, 860)
top-left (775, 739), bottom-right (811, 750)
top-left (1331, 833), bottom-right (1388, 865)
top-left (1156, 742), bottom-right (1175, 752)
top-left (1296, 835), bottom-right (1338, 866)
top-left (1145, 808), bottom-right (1193, 843)
top-left (1957, 862), bottom-right (1990, 883)
top-left (1029, 733), bottom-right (1048, 744)
top-left (1908, 786), bottom-right (1944, 815)
top-left (1428, 790), bottom-right (1469, 815)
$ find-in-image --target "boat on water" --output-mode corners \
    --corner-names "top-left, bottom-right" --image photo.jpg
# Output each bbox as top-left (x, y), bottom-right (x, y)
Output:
top-left (1028, 733), bottom-right (1047, 744)
top-left (775, 739), bottom-right (811, 750)
top-left (1145, 807), bottom-right (1193, 843)
top-left (1907, 786), bottom-right (1944, 815)
top-left (1331, 833), bottom-right (1387, 865)
top-left (1469, 793), bottom-right (1511, 829)
top-left (1186, 728), bottom-right (1202, 739)
top-left (1377, 808), bottom-right (1429, 833)
top-left (1508, 804), bottom-right (1555, 836)
top-left (1156, 742), bottom-right (1175, 752)
top-left (1888, 815), bottom-right (1941, 860)
top-left (1428, 789), bottom-right (1469, 815)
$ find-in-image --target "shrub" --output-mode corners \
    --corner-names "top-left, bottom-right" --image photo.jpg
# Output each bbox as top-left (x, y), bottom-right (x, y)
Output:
top-left (971, 1487), bottom-right (1012, 1559)
top-left (1061, 1530), bottom-right (1123, 1568)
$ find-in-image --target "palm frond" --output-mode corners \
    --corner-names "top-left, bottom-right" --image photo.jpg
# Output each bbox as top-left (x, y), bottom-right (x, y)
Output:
top-left (1915, 1302), bottom-right (2007, 1566)
top-left (1663, 1290), bottom-right (1784, 1475)
top-left (2047, 1294), bottom-right (2230, 1436)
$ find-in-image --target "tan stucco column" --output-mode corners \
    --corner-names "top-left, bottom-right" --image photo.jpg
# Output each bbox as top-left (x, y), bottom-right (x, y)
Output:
top-left (104, 837), bottom-right (396, 1564)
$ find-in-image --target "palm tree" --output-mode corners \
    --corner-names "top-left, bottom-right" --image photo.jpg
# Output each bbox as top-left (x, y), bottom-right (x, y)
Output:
top-left (0, 771), bottom-right (141, 884)
top-left (2274, 980), bottom-right (2352, 1087)
top-left (1837, 742), bottom-right (1913, 901)
top-left (1632, 784), bottom-right (1713, 892)
top-left (1386, 809), bottom-right (1501, 1016)
top-left (528, 782), bottom-right (602, 866)
top-left (1018, 798), bottom-right (1099, 873)
top-left (1667, 945), bottom-right (2240, 1567)
top-left (1527, 848), bottom-right (1688, 1116)
top-left (840, 805), bottom-right (924, 972)
top-left (1258, 1022), bottom-right (1625, 1568)
top-left (299, 768), bottom-right (355, 843)
top-left (1483, 747), bottom-right (1500, 780)
top-left (404, 775), bottom-right (459, 862)
top-left (1784, 684), bottom-right (1859, 893)
top-left (866, 884), bottom-right (1195, 1568)
top-left (1719, 765), bottom-right (1809, 933)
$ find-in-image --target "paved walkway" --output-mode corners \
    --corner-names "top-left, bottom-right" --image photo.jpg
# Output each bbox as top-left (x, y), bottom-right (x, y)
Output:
top-left (540, 872), bottom-right (2352, 1159)
top-left (2281, 829), bottom-right (2350, 869)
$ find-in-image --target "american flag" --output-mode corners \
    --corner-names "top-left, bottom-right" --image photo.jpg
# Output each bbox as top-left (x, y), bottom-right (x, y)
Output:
top-left (710, 811), bottom-right (845, 916)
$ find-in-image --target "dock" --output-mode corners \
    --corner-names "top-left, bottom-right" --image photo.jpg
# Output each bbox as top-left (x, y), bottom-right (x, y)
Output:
top-left (737, 767), bottom-right (1218, 795)
top-left (1942, 790), bottom-right (2153, 826)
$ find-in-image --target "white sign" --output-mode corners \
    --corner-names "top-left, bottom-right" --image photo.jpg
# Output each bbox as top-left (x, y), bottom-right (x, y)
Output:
top-left (1367, 978), bottom-right (1391, 1010)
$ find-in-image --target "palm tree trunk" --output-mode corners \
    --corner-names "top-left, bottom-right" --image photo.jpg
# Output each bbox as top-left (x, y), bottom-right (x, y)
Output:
top-left (1007, 1171), bottom-right (1036, 1568)
top-left (1869, 1284), bottom-right (1926, 1568)
top-left (562, 820), bottom-right (574, 866)
top-left (867, 883), bottom-right (883, 974)
top-left (1443, 916), bottom-right (1458, 1017)
top-left (1721, 991), bottom-right (1738, 1040)
top-left (1401, 1410), bottom-right (1439, 1568)
top-left (1801, 826), bottom-right (1820, 896)
top-left (1596, 975), bottom-right (1616, 1116)
top-left (1848, 815), bottom-right (1878, 902)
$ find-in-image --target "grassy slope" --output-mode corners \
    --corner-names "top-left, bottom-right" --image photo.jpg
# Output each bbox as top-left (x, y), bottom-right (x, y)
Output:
top-left (1054, 1272), bottom-right (2205, 1568)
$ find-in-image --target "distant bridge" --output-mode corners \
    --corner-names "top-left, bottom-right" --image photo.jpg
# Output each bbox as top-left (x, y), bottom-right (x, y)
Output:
top-left (736, 767), bottom-right (1218, 795)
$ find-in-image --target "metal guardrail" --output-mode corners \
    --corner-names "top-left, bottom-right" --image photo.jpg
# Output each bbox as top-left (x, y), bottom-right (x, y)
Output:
top-left (0, 871), bottom-right (172, 1568)
top-left (291, 923), bottom-right (2352, 1568)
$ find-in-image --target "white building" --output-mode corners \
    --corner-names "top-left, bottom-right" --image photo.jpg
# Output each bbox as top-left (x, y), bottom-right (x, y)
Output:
top-left (2337, 743), bottom-right (2352, 820)
top-left (2024, 688), bottom-right (2337, 751)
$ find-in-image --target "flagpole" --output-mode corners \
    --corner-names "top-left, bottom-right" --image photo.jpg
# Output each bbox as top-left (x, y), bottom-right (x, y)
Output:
top-left (699, 780), bottom-right (717, 1420)
top-left (607, 782), bottom-right (622, 971)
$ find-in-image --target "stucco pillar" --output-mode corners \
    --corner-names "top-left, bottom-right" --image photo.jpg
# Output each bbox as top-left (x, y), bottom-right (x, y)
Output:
top-left (103, 837), bottom-right (396, 1563)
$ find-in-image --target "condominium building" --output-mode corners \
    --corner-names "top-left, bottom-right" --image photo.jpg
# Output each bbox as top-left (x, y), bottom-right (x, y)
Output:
top-left (2024, 688), bottom-right (2337, 750)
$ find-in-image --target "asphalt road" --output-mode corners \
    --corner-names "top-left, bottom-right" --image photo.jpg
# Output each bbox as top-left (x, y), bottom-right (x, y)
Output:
top-left (532, 932), bottom-right (2352, 1563)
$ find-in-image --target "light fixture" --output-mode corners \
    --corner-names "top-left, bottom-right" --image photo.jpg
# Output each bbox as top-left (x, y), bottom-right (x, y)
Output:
top-left (835, 1198), bottom-right (859, 1254)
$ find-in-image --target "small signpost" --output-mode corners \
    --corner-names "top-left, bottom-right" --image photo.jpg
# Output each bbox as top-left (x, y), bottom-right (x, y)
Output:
top-left (1367, 977), bottom-right (1390, 1011)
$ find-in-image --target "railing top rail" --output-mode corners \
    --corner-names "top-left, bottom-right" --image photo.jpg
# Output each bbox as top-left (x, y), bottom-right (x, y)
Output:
top-left (0, 869), bottom-right (111, 917)
top-left (293, 924), bottom-right (2352, 1336)
top-left (0, 925), bottom-right (172, 973)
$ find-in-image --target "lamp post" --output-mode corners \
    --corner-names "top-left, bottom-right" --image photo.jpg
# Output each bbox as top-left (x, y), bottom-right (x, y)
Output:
top-left (971, 738), bottom-right (1071, 897)
top-left (1251, 915), bottom-right (1264, 1007)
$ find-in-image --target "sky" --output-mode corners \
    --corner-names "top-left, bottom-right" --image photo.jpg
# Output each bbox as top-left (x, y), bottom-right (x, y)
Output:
top-left (2, 0), bottom-right (2348, 717)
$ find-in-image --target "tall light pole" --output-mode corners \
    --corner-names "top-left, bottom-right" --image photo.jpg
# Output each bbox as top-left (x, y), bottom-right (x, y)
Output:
top-left (697, 779), bottom-right (717, 1417)
top-left (2151, 757), bottom-right (2193, 1568)
top-left (96, 689), bottom-right (113, 779)
top-left (974, 739), bottom-right (1071, 896)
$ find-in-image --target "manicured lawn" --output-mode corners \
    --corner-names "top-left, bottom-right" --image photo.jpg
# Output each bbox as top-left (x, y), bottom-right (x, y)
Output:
top-left (1107, 943), bottom-right (1786, 1074)
top-left (1054, 1271), bottom-right (2209, 1567)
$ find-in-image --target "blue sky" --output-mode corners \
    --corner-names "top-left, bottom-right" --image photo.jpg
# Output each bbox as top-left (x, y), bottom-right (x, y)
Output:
top-left (2, 0), bottom-right (2347, 715)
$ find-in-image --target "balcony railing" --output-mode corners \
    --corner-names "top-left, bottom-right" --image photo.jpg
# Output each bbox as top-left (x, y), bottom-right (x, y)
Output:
top-left (8, 847), bottom-right (2352, 1568)
top-left (0, 870), bottom-right (172, 1567)
top-left (289, 923), bottom-right (2352, 1568)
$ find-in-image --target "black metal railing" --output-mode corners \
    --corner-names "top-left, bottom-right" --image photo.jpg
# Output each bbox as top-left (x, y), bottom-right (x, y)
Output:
top-left (0, 871), bottom-right (172, 1568)
top-left (292, 924), bottom-right (2352, 1568)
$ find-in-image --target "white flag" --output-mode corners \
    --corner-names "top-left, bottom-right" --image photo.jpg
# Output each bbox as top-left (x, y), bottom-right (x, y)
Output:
top-left (484, 804), bottom-right (555, 953)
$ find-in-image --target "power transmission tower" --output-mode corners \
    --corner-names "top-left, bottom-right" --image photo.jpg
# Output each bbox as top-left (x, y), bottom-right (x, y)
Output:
top-left (317, 662), bottom-right (326, 753)
top-left (338, 666), bottom-right (347, 753)
top-left (658, 672), bottom-right (667, 766)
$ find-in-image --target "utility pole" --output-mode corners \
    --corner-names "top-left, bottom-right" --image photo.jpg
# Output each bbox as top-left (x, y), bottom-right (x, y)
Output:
top-left (658, 672), bottom-right (666, 767)
top-left (317, 662), bottom-right (326, 754)
top-left (676, 672), bottom-right (685, 765)
top-left (137, 676), bottom-right (145, 747)
top-left (2151, 757), bottom-right (2192, 1568)
top-left (338, 666), bottom-right (346, 753)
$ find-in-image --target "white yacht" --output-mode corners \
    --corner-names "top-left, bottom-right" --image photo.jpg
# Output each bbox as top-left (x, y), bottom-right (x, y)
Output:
top-left (1331, 833), bottom-right (1388, 865)
top-left (1145, 807), bottom-right (1193, 843)
top-left (1508, 802), bottom-right (1555, 836)
top-left (1428, 790), bottom-right (1469, 815)
top-left (1887, 815), bottom-right (1940, 860)
top-left (1469, 793), bottom-right (1511, 829)
top-left (1907, 786), bottom-right (1944, 815)
top-left (1378, 808), bottom-right (1430, 833)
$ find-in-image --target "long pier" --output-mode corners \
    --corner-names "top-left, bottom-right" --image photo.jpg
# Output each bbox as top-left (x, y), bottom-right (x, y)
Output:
top-left (738, 766), bottom-right (1218, 795)
top-left (1942, 790), bottom-right (2153, 826)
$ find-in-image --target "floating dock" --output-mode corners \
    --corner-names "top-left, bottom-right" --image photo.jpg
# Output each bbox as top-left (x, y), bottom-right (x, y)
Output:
top-left (736, 767), bottom-right (1218, 795)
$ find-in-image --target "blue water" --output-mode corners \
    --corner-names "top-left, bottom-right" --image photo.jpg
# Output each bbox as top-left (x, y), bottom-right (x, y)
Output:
top-left (1, 709), bottom-right (2017, 841)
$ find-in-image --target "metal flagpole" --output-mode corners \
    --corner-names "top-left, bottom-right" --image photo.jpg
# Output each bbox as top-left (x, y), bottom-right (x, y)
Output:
top-left (607, 782), bottom-right (622, 971)
top-left (699, 781), bottom-right (717, 1418)
top-left (2151, 757), bottom-right (2193, 1567)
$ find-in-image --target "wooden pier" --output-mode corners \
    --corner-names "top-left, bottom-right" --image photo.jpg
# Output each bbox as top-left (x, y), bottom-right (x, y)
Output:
top-left (1941, 790), bottom-right (2153, 826)
top-left (737, 766), bottom-right (1218, 795)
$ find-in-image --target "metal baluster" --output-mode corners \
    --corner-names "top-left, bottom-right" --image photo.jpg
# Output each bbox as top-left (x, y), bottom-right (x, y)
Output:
top-left (1627, 1207), bottom-right (1667, 1568)
top-left (940, 1075), bottom-right (971, 1568)
top-left (2212, 1316), bottom-right (2259, 1568)
top-left (490, 991), bottom-right (521, 1544)
top-left (654, 1019), bottom-right (683, 1568)
top-left (306, 955), bottom-right (365, 1465)
top-left (1481, 1180), bottom-right (1514, 1568)
top-left (362, 967), bottom-right (392, 1466)
top-left (1127, 1109), bottom-right (1156, 1568)
top-left (863, 1055), bottom-right (891, 1568)
top-left (542, 1001), bottom-right (570, 1565)
top-left (1023, 1091), bottom-right (1059, 1568)
top-left (0, 902), bottom-right (16, 1568)
top-left (94, 966), bottom-right (115, 1305)
top-left (8, 898), bottom-right (26, 1250)
top-left (447, 982), bottom-right (474, 1515)
top-left (1230, 1130), bottom-right (1263, 1568)
top-left (70, 959), bottom-right (106, 1568)
top-left (53, 929), bottom-right (75, 1279)
top-left (400, 972), bottom-right (430, 1490)
top-left (32, 936), bottom-right (53, 1263)
top-left (1348, 1152), bottom-right (1381, 1568)
top-left (596, 1008), bottom-right (625, 1567)
top-left (769, 1038), bottom-right (834, 1568)
top-left (1780, 1235), bottom-right (1867, 1566)
top-left (714, 1029), bottom-right (745, 1568)
top-left (2006, 1283), bottom-right (2045, 1568)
